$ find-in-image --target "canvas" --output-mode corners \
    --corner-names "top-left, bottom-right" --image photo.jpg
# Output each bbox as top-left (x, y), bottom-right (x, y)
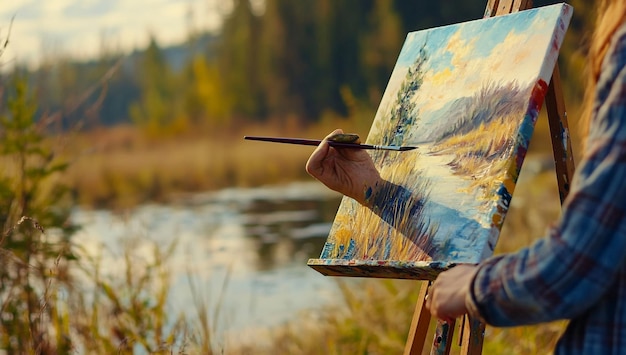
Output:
top-left (308, 3), bottom-right (572, 280)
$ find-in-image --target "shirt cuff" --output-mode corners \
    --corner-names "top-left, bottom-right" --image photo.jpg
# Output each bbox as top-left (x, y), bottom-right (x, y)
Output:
top-left (465, 265), bottom-right (488, 324)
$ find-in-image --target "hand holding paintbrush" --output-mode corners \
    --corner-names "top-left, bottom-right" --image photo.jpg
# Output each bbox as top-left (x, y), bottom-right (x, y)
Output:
top-left (244, 130), bottom-right (416, 205)
top-left (303, 129), bottom-right (384, 206)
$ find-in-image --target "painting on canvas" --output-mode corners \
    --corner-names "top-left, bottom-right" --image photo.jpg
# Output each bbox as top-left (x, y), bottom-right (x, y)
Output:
top-left (308, 4), bottom-right (572, 280)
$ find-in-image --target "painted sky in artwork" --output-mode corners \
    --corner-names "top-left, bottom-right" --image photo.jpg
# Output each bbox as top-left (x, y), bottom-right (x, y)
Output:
top-left (381, 7), bottom-right (563, 117)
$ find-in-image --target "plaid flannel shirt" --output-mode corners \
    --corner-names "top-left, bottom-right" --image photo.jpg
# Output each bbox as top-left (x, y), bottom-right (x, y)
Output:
top-left (466, 22), bottom-right (626, 354)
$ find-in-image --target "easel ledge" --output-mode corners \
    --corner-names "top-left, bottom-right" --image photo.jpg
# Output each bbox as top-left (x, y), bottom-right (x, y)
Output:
top-left (308, 259), bottom-right (456, 281)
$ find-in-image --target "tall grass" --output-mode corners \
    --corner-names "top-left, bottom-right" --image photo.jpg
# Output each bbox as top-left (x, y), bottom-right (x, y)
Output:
top-left (0, 73), bottom-right (78, 353)
top-left (71, 237), bottom-right (187, 353)
top-left (229, 278), bottom-right (422, 355)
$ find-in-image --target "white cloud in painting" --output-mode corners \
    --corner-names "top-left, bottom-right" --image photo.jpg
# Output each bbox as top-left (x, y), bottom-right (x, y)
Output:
top-left (445, 30), bottom-right (477, 70)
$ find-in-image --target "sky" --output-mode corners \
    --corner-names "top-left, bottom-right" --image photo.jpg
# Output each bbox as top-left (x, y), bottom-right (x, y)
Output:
top-left (0, 0), bottom-right (243, 68)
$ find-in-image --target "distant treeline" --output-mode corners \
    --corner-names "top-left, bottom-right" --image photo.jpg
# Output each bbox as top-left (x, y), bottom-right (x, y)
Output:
top-left (15, 0), bottom-right (593, 134)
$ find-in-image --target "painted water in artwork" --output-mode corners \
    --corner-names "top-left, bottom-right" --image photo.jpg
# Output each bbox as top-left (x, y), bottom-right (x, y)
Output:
top-left (308, 4), bottom-right (572, 280)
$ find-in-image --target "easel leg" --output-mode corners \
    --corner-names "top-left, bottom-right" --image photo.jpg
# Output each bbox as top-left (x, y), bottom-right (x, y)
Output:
top-left (404, 283), bottom-right (486, 355)
top-left (430, 320), bottom-right (456, 355)
top-left (404, 281), bottom-right (432, 355)
top-left (545, 65), bottom-right (575, 203)
top-left (460, 316), bottom-right (486, 355)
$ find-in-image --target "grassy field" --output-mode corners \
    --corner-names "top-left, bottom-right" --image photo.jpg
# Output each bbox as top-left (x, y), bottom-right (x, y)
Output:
top-left (61, 115), bottom-right (374, 209)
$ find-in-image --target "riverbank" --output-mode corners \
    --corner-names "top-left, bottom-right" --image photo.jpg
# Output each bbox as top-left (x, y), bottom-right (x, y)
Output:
top-left (60, 117), bottom-right (372, 210)
top-left (70, 181), bottom-right (346, 349)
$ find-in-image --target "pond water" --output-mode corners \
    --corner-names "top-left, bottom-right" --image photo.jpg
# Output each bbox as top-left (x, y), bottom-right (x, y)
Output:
top-left (71, 181), bottom-right (352, 346)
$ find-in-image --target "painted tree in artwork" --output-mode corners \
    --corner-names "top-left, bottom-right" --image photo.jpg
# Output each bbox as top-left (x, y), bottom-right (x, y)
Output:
top-left (383, 42), bottom-right (429, 146)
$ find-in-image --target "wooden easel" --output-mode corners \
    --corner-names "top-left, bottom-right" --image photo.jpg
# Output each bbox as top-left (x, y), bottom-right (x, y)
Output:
top-left (403, 0), bottom-right (576, 354)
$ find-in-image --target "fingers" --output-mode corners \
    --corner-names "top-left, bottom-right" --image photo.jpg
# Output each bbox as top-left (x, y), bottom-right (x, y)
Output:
top-left (425, 265), bottom-right (477, 322)
top-left (305, 140), bottom-right (329, 178)
top-left (425, 285), bottom-right (448, 323)
top-left (426, 285), bottom-right (454, 324)
top-left (305, 129), bottom-right (343, 179)
top-left (306, 128), bottom-right (380, 202)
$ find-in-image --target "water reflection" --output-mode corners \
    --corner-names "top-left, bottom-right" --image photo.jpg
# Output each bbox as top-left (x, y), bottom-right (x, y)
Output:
top-left (71, 181), bottom-right (344, 340)
top-left (242, 197), bottom-right (341, 270)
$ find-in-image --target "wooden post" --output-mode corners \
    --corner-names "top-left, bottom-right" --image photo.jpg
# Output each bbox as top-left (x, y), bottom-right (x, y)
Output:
top-left (404, 281), bottom-right (432, 355)
top-left (545, 66), bottom-right (576, 203)
top-left (431, 320), bottom-right (456, 355)
top-left (460, 316), bottom-right (486, 355)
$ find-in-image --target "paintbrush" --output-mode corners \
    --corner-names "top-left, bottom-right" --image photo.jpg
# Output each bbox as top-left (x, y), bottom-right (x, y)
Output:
top-left (243, 135), bottom-right (418, 152)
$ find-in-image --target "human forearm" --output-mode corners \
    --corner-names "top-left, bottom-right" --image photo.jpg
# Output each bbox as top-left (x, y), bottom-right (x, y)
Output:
top-left (364, 179), bottom-right (425, 231)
